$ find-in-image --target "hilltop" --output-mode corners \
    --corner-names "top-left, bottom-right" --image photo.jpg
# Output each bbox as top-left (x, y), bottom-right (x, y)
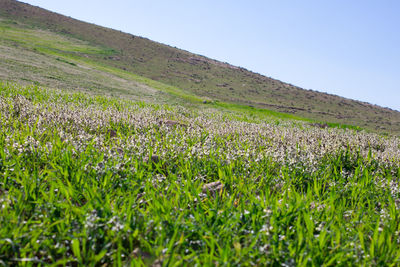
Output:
top-left (0, 0), bottom-right (400, 133)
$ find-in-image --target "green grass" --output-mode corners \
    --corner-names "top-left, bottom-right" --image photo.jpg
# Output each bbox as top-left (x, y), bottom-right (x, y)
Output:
top-left (1, 83), bottom-right (400, 265)
top-left (0, 4), bottom-right (399, 266)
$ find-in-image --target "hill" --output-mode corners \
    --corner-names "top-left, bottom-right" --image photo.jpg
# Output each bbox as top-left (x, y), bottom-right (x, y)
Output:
top-left (1, 1), bottom-right (400, 264)
top-left (0, 0), bottom-right (400, 134)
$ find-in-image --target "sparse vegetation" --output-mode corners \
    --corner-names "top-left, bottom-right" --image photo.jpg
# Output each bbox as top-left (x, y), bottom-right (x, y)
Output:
top-left (55, 57), bottom-right (77, 66)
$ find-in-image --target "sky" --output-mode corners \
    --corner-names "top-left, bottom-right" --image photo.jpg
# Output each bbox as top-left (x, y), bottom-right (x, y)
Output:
top-left (22, 0), bottom-right (400, 111)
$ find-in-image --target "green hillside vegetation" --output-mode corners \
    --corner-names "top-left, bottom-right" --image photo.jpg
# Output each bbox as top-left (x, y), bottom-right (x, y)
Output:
top-left (1, 0), bottom-right (400, 265)
top-left (1, 83), bottom-right (400, 265)
top-left (0, 0), bottom-right (400, 134)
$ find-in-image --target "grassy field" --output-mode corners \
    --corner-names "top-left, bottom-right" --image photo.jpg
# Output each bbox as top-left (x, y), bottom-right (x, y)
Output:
top-left (1, 1), bottom-right (400, 265)
top-left (1, 0), bottom-right (400, 134)
top-left (1, 82), bottom-right (400, 265)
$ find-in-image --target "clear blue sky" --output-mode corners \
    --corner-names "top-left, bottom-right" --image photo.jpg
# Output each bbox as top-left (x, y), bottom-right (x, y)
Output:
top-left (22, 0), bottom-right (400, 111)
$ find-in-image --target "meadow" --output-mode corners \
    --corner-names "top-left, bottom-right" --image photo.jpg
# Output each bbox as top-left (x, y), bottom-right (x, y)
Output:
top-left (1, 82), bottom-right (400, 266)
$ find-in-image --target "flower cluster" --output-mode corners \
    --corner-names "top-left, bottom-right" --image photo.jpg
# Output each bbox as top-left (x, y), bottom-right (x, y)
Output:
top-left (1, 92), bottom-right (399, 175)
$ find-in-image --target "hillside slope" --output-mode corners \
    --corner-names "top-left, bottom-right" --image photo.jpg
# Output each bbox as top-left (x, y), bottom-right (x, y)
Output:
top-left (1, 0), bottom-right (399, 134)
